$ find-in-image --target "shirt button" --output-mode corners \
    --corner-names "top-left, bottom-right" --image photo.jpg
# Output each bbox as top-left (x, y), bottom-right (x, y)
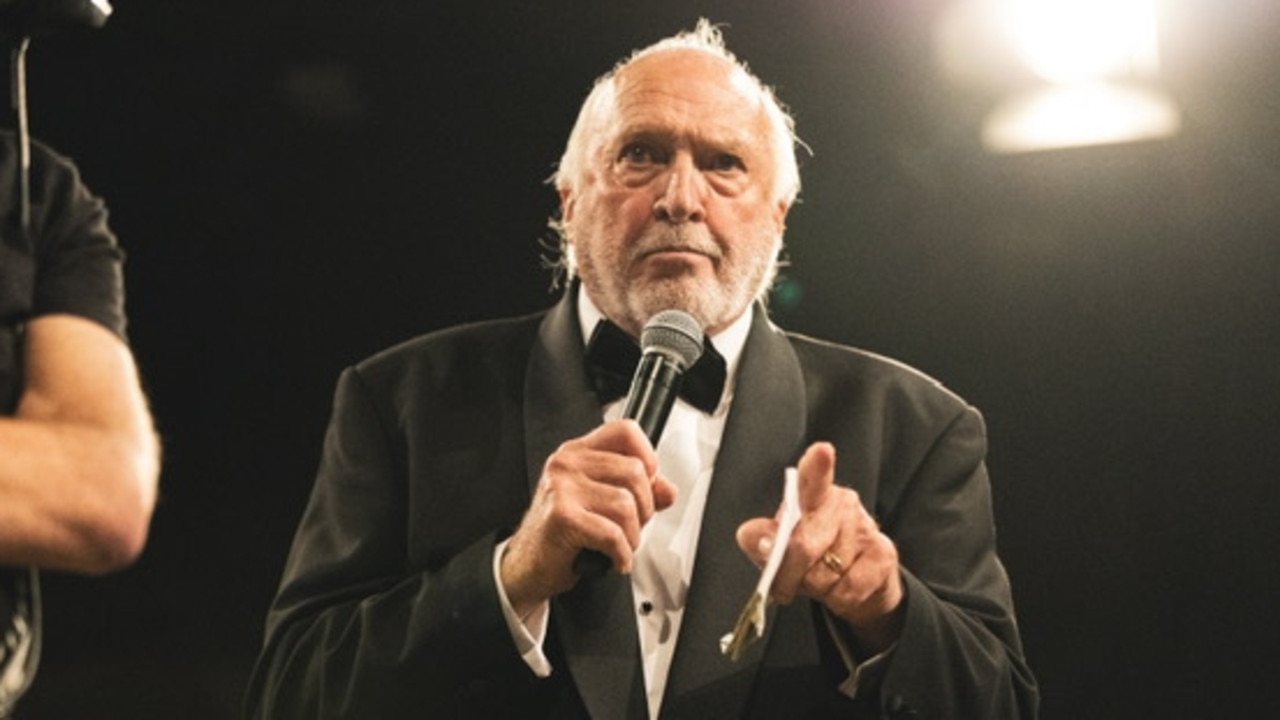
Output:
top-left (639, 600), bottom-right (654, 615)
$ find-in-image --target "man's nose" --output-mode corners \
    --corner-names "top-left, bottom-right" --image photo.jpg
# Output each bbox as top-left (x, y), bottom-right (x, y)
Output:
top-left (653, 155), bottom-right (706, 223)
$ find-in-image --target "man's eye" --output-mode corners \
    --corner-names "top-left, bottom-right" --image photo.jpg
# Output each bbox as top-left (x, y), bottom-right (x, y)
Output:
top-left (620, 144), bottom-right (657, 165)
top-left (710, 153), bottom-right (745, 172)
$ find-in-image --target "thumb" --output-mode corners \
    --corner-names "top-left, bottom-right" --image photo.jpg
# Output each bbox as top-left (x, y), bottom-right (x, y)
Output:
top-left (735, 518), bottom-right (778, 567)
top-left (652, 475), bottom-right (678, 512)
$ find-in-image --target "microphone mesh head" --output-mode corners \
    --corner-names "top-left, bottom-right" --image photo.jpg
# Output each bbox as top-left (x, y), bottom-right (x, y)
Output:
top-left (641, 310), bottom-right (704, 369)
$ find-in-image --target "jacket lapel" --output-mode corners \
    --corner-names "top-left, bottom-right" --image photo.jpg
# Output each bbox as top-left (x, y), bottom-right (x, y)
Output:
top-left (524, 290), bottom-right (648, 720)
top-left (662, 307), bottom-right (809, 716)
top-left (523, 290), bottom-right (599, 493)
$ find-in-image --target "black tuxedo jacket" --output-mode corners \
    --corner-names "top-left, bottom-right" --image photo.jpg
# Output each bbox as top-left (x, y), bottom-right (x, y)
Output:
top-left (246, 292), bottom-right (1038, 719)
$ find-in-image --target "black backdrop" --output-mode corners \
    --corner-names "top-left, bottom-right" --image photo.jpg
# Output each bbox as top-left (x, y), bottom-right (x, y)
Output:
top-left (11, 1), bottom-right (1279, 717)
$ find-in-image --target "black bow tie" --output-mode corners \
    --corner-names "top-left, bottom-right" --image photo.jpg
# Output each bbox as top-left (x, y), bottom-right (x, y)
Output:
top-left (584, 319), bottom-right (727, 414)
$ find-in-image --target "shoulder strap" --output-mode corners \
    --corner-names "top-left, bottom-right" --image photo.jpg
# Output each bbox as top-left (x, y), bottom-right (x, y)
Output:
top-left (0, 566), bottom-right (41, 718)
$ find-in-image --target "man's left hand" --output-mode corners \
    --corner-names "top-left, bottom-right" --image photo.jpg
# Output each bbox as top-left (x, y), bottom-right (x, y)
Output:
top-left (735, 442), bottom-right (905, 655)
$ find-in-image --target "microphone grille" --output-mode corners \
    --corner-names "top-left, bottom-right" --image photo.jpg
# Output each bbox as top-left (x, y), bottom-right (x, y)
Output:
top-left (641, 310), bottom-right (704, 369)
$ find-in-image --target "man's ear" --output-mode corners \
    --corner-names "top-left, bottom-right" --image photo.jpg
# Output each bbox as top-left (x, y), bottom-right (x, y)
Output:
top-left (559, 188), bottom-right (575, 225)
top-left (773, 199), bottom-right (791, 234)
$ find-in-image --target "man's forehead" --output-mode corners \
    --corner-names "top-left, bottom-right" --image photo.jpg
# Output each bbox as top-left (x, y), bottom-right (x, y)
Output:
top-left (608, 49), bottom-right (768, 140)
top-left (608, 114), bottom-right (760, 154)
top-left (616, 48), bottom-right (757, 103)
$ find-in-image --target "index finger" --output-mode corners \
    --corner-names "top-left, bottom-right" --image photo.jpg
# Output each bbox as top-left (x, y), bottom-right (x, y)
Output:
top-left (795, 442), bottom-right (837, 512)
top-left (579, 418), bottom-right (659, 478)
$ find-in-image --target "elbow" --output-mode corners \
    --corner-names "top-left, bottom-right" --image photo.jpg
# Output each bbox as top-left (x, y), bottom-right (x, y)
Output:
top-left (81, 495), bottom-right (155, 574)
top-left (81, 432), bottom-right (160, 574)
top-left (84, 513), bottom-right (150, 573)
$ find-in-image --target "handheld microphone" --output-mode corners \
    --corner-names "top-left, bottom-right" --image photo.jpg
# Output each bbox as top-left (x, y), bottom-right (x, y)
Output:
top-left (2, 0), bottom-right (111, 248)
top-left (574, 309), bottom-right (704, 577)
top-left (0, 0), bottom-right (112, 36)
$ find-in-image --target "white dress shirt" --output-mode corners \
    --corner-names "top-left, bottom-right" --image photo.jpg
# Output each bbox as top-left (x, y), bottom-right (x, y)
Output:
top-left (495, 293), bottom-right (749, 717)
top-left (583, 295), bottom-right (750, 718)
top-left (493, 295), bottom-right (881, 715)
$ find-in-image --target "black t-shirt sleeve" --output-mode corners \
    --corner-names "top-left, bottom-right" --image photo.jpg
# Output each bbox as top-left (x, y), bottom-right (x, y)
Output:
top-left (29, 139), bottom-right (127, 339)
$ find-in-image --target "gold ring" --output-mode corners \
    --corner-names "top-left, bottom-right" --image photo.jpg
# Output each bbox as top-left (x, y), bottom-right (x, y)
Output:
top-left (822, 551), bottom-right (845, 575)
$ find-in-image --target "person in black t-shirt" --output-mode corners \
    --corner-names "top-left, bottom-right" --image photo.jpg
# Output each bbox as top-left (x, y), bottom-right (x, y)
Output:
top-left (0, 132), bottom-right (159, 717)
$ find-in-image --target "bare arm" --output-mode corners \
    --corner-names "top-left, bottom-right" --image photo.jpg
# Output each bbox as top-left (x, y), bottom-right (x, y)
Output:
top-left (0, 314), bottom-right (159, 573)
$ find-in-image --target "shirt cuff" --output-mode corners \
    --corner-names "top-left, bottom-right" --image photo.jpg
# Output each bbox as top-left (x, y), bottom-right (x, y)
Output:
top-left (824, 609), bottom-right (897, 698)
top-left (493, 538), bottom-right (553, 677)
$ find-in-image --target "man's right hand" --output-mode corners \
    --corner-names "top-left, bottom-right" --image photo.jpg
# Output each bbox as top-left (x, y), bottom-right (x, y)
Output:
top-left (500, 419), bottom-right (675, 617)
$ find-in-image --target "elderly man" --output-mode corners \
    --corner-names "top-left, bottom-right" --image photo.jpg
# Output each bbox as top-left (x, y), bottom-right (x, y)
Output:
top-left (247, 20), bottom-right (1037, 719)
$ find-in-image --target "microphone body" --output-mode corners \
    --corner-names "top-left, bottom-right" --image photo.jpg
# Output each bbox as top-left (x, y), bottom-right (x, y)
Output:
top-left (574, 310), bottom-right (704, 577)
top-left (623, 352), bottom-right (683, 443)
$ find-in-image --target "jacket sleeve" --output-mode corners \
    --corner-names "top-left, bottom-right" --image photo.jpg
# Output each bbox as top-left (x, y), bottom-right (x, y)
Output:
top-left (243, 366), bottom-right (539, 718)
top-left (872, 405), bottom-right (1040, 718)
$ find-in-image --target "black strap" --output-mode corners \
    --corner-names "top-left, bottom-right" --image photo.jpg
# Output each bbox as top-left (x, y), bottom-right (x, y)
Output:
top-left (0, 566), bottom-right (40, 718)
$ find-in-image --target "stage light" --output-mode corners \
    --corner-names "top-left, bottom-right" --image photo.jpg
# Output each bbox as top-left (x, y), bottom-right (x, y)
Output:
top-left (937, 0), bottom-right (1180, 153)
top-left (982, 82), bottom-right (1179, 154)
top-left (1004, 0), bottom-right (1160, 85)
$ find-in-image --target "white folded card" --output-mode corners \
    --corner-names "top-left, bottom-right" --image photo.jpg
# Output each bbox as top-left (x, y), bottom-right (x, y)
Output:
top-left (720, 467), bottom-right (800, 661)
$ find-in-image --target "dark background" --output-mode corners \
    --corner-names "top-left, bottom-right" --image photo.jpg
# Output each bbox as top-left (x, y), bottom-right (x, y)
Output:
top-left (11, 1), bottom-right (1278, 717)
